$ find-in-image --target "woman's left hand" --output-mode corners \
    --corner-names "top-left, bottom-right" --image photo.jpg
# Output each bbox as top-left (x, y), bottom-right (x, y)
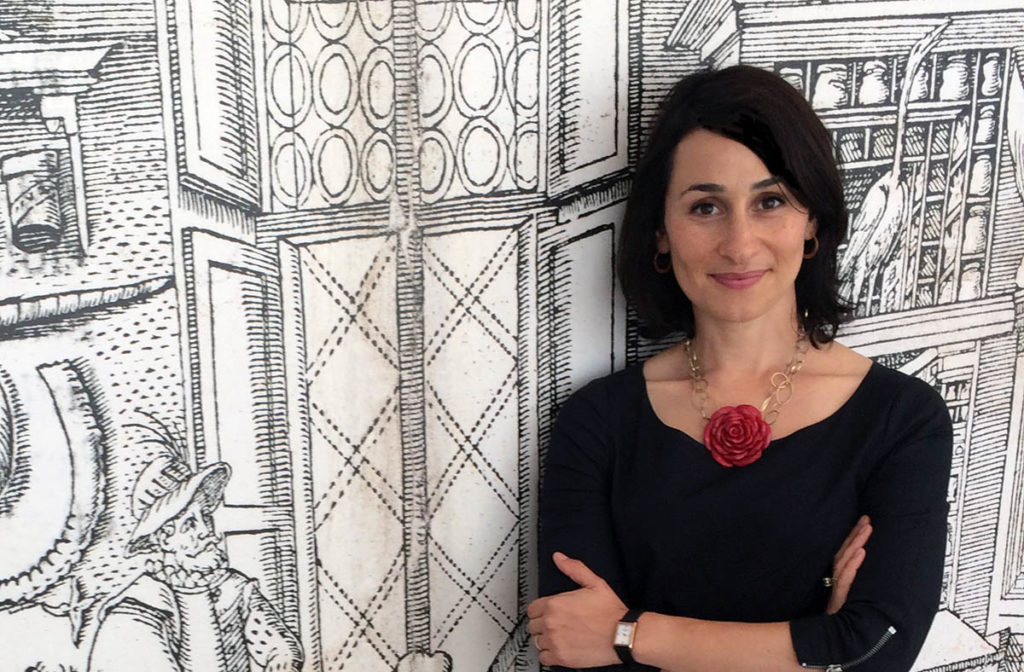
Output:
top-left (826, 515), bottom-right (872, 615)
top-left (526, 552), bottom-right (627, 668)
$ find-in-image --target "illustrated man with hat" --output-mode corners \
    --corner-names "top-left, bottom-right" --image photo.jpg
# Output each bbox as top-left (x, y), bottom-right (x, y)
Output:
top-left (88, 451), bottom-right (303, 672)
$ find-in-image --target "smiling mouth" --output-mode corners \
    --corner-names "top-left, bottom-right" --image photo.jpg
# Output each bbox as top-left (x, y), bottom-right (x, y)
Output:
top-left (710, 271), bottom-right (766, 289)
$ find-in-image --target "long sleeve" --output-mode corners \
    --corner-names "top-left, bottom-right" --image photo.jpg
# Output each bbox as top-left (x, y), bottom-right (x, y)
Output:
top-left (89, 601), bottom-right (183, 672)
top-left (789, 376), bottom-right (953, 670)
top-left (539, 375), bottom-right (655, 671)
top-left (538, 364), bottom-right (951, 672)
top-left (540, 378), bottom-right (624, 597)
top-left (243, 582), bottom-right (304, 672)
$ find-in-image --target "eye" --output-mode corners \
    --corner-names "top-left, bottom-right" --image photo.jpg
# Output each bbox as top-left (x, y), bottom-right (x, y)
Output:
top-left (182, 515), bottom-right (196, 531)
top-left (758, 194), bottom-right (787, 210)
top-left (690, 201), bottom-right (719, 216)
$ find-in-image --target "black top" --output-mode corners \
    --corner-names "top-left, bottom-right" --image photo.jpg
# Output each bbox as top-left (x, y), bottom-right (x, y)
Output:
top-left (539, 362), bottom-right (953, 671)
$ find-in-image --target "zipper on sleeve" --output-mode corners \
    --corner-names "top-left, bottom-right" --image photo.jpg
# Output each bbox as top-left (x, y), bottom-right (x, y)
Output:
top-left (800, 625), bottom-right (896, 671)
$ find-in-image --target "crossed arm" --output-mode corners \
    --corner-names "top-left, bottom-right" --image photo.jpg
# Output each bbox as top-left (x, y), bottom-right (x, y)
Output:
top-left (527, 516), bottom-right (872, 671)
top-left (533, 367), bottom-right (953, 671)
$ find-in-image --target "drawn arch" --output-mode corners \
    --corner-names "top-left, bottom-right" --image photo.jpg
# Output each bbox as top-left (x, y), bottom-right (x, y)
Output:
top-left (0, 361), bottom-right (105, 605)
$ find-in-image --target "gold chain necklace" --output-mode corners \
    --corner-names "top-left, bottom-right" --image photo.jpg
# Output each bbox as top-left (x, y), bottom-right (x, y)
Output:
top-left (681, 331), bottom-right (809, 467)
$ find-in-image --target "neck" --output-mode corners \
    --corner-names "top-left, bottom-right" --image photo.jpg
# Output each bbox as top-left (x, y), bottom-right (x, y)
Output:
top-left (147, 555), bottom-right (227, 589)
top-left (687, 312), bottom-right (804, 382)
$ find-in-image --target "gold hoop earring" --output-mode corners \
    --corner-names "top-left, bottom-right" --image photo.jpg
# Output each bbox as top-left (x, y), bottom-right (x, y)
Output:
top-left (803, 235), bottom-right (819, 259)
top-left (653, 251), bottom-right (672, 273)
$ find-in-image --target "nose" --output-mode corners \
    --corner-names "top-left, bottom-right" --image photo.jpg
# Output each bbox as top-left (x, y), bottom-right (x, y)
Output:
top-left (195, 511), bottom-right (213, 539)
top-left (717, 212), bottom-right (758, 263)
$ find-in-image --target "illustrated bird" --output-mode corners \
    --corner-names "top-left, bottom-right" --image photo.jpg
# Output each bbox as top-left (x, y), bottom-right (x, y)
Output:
top-left (839, 20), bottom-right (951, 305)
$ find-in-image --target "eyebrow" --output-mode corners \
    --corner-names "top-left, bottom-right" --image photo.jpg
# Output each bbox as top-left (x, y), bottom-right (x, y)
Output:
top-left (681, 176), bottom-right (781, 194)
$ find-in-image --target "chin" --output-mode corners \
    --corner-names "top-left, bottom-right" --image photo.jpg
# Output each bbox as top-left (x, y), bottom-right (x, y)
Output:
top-left (698, 290), bottom-right (797, 325)
top-left (701, 303), bottom-right (770, 325)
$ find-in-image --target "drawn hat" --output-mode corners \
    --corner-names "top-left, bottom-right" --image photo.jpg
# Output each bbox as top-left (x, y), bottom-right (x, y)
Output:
top-left (126, 455), bottom-right (231, 556)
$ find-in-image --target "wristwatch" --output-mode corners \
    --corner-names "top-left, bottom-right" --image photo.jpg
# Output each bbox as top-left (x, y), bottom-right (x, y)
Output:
top-left (613, 608), bottom-right (644, 665)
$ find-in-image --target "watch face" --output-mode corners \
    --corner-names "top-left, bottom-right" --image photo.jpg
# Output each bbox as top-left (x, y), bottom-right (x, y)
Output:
top-left (614, 622), bottom-right (634, 647)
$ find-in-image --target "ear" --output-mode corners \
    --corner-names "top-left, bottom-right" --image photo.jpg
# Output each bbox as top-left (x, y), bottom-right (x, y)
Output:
top-left (155, 521), bottom-right (174, 549)
top-left (655, 228), bottom-right (670, 254)
top-left (805, 217), bottom-right (817, 240)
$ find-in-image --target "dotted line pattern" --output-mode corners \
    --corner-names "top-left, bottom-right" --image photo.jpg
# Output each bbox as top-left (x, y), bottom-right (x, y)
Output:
top-left (429, 520), bottom-right (519, 642)
top-left (424, 365), bottom-right (518, 516)
top-left (303, 243), bottom-right (399, 380)
top-left (422, 230), bottom-right (517, 366)
top-left (311, 391), bottom-right (402, 530)
top-left (319, 550), bottom-right (404, 671)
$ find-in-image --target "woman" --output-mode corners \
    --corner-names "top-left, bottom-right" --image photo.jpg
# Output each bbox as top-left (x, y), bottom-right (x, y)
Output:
top-left (527, 66), bottom-right (952, 671)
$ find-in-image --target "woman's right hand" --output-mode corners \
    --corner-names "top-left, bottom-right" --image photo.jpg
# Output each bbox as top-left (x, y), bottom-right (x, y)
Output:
top-left (826, 515), bottom-right (872, 615)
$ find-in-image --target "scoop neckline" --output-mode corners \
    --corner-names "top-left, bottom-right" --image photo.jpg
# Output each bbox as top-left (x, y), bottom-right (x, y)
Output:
top-left (639, 361), bottom-right (878, 447)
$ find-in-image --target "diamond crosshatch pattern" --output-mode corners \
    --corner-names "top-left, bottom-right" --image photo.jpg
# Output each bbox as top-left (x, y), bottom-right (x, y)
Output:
top-left (301, 235), bottom-right (405, 672)
top-left (424, 226), bottom-right (522, 671)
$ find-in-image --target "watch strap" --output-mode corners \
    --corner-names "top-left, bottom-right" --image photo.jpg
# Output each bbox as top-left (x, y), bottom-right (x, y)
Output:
top-left (614, 608), bottom-right (644, 665)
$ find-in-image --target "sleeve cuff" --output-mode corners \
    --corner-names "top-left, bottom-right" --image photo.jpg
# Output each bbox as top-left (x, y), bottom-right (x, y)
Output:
top-left (790, 613), bottom-right (898, 669)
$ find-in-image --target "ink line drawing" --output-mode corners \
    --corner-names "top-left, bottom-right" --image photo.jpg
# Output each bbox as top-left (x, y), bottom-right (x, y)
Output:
top-left (0, 2), bottom-right (1021, 672)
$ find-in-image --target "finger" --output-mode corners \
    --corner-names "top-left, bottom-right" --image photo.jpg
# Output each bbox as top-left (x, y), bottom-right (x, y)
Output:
top-left (526, 619), bottom-right (542, 635)
top-left (834, 515), bottom-right (870, 562)
top-left (834, 520), bottom-right (872, 571)
top-left (833, 548), bottom-right (866, 603)
top-left (827, 548), bottom-right (866, 615)
top-left (526, 598), bottom-right (546, 620)
top-left (834, 523), bottom-right (872, 577)
top-left (836, 547), bottom-right (867, 586)
top-left (839, 515), bottom-right (869, 554)
top-left (553, 552), bottom-right (605, 589)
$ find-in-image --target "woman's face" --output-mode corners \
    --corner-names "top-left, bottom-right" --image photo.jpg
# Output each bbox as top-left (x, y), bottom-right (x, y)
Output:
top-left (658, 129), bottom-right (816, 327)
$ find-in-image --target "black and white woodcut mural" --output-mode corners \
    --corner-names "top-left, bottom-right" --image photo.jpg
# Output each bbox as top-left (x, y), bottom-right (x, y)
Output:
top-left (0, 0), bottom-right (1022, 670)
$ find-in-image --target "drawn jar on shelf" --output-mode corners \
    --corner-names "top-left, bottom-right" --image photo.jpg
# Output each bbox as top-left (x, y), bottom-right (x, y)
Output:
top-left (938, 276), bottom-right (955, 304)
top-left (812, 63), bottom-right (848, 110)
top-left (858, 60), bottom-right (889, 105)
top-left (963, 205), bottom-right (988, 256)
top-left (778, 66), bottom-right (805, 93)
top-left (975, 106), bottom-right (996, 144)
top-left (980, 52), bottom-right (1001, 97)
top-left (938, 54), bottom-right (970, 101)
top-left (959, 261), bottom-right (982, 300)
top-left (1, 150), bottom-right (64, 254)
top-left (969, 153), bottom-right (993, 196)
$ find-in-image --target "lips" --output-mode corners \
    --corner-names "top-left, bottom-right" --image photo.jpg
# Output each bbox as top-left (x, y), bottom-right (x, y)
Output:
top-left (710, 271), bottom-right (767, 289)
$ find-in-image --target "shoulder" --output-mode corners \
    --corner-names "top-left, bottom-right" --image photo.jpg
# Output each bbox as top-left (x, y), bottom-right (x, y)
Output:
top-left (864, 363), bottom-right (950, 430)
top-left (214, 568), bottom-right (261, 605)
top-left (98, 573), bottom-right (177, 625)
top-left (855, 362), bottom-right (953, 477)
top-left (545, 366), bottom-right (644, 467)
top-left (821, 340), bottom-right (950, 435)
top-left (218, 567), bottom-right (257, 589)
top-left (555, 365), bottom-right (643, 421)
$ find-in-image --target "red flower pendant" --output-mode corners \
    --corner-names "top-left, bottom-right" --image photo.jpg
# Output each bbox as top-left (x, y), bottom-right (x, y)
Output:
top-left (703, 404), bottom-right (772, 467)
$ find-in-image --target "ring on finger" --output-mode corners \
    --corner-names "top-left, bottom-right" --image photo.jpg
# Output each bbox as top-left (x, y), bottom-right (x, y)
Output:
top-left (822, 576), bottom-right (837, 587)
top-left (533, 635), bottom-right (542, 651)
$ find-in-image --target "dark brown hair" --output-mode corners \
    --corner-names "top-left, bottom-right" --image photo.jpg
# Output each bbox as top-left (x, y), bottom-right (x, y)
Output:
top-left (617, 65), bottom-right (851, 344)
